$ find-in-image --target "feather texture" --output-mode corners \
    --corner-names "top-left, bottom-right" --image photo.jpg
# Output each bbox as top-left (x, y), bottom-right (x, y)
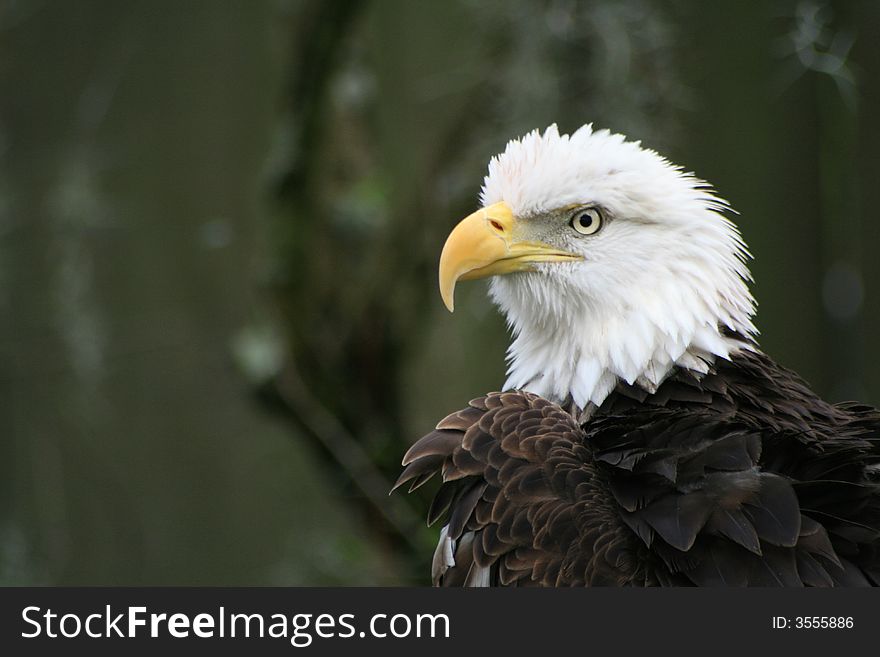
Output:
top-left (396, 350), bottom-right (880, 586)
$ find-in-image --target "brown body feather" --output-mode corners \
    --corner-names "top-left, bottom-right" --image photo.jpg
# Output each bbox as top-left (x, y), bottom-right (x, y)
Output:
top-left (394, 349), bottom-right (880, 586)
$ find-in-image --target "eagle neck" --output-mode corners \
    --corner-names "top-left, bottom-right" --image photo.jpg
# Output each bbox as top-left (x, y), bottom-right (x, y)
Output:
top-left (500, 300), bottom-right (751, 411)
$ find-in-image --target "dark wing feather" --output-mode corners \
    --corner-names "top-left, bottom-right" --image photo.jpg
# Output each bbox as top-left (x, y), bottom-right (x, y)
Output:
top-left (397, 392), bottom-right (652, 586)
top-left (396, 349), bottom-right (880, 586)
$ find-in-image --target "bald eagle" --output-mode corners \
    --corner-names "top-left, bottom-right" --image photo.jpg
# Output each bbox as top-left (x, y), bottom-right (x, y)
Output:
top-left (394, 124), bottom-right (880, 587)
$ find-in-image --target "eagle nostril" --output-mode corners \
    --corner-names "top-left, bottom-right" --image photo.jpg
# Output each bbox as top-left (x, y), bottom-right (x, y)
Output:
top-left (490, 219), bottom-right (504, 232)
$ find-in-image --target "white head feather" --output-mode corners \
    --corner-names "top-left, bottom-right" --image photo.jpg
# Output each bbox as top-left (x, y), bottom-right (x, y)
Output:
top-left (479, 124), bottom-right (757, 410)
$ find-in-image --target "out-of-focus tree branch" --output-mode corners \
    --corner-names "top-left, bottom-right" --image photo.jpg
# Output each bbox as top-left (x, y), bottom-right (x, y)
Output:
top-left (275, 0), bottom-right (364, 202)
top-left (261, 363), bottom-right (425, 553)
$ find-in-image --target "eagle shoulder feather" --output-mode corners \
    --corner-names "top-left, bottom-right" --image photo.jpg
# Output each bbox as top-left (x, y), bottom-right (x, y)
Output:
top-left (395, 352), bottom-right (880, 587)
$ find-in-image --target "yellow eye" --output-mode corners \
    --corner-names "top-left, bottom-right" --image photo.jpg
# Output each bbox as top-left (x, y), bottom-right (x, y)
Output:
top-left (570, 207), bottom-right (603, 235)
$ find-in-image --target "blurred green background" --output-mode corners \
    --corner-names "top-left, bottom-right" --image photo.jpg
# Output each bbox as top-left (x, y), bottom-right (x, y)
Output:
top-left (1, 0), bottom-right (879, 585)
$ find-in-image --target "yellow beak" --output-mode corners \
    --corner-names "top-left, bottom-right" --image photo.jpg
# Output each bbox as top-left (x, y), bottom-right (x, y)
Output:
top-left (438, 201), bottom-right (582, 312)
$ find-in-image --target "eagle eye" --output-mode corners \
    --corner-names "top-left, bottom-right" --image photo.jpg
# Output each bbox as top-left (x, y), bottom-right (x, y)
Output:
top-left (570, 207), bottom-right (603, 236)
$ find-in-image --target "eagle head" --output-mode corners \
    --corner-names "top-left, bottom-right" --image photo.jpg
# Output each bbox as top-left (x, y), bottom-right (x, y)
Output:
top-left (439, 124), bottom-right (757, 409)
